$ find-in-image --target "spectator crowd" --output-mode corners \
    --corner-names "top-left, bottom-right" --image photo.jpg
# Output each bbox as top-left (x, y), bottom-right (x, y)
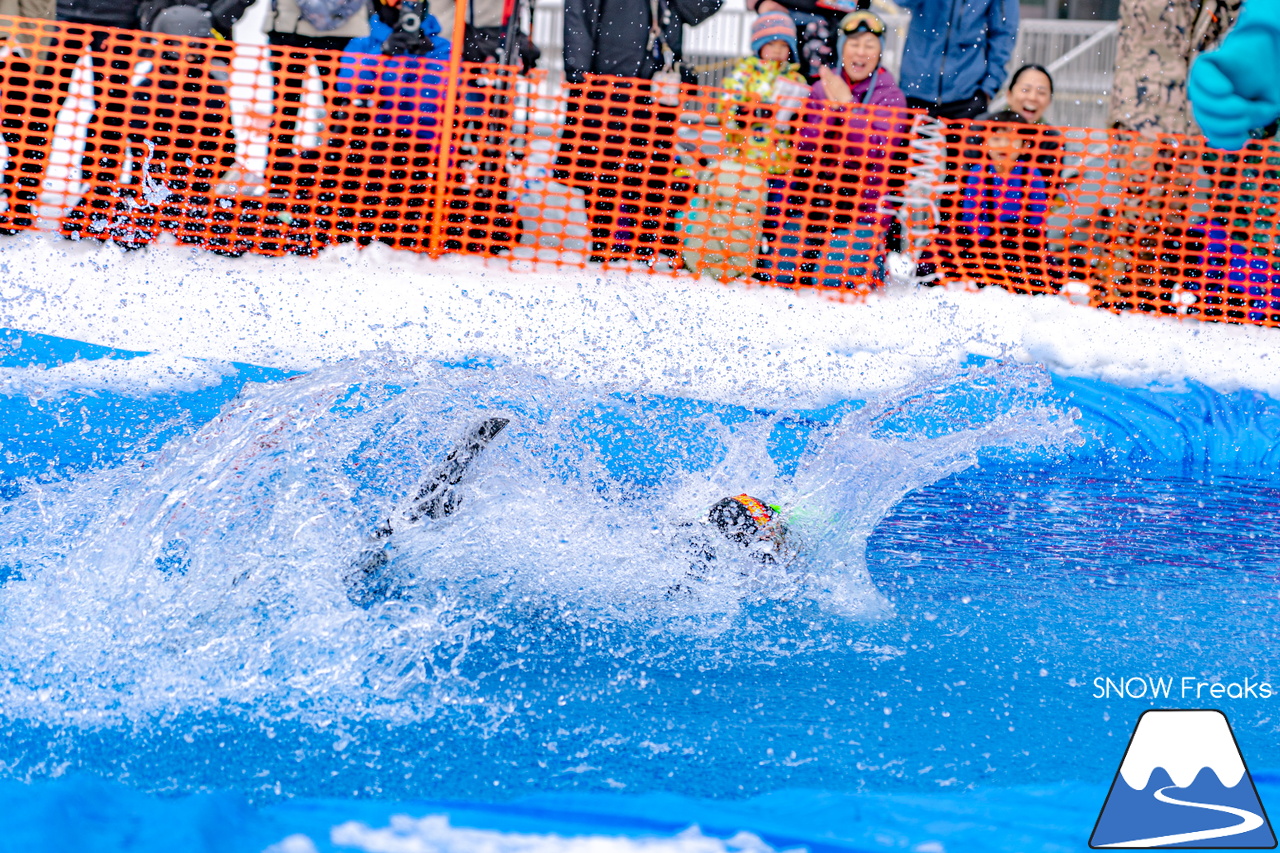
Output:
top-left (9, 0), bottom-right (1264, 315)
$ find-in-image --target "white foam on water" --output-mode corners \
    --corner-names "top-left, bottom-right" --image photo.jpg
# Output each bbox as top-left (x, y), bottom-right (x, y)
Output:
top-left (264, 814), bottom-right (801, 853)
top-left (0, 352), bottom-right (233, 399)
top-left (0, 234), bottom-right (1083, 728)
top-left (0, 232), bottom-right (1276, 412)
top-left (0, 353), bottom-right (1077, 725)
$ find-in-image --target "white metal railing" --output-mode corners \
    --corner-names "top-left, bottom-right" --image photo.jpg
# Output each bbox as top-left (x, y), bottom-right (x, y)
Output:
top-left (1006, 18), bottom-right (1114, 69)
top-left (993, 19), bottom-right (1117, 127)
top-left (531, 1), bottom-right (1118, 126)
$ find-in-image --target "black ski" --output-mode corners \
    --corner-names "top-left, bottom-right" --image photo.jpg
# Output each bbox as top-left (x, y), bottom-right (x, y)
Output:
top-left (345, 416), bottom-right (510, 607)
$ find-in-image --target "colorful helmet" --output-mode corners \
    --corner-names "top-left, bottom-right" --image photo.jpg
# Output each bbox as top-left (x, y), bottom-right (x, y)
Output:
top-left (708, 494), bottom-right (786, 549)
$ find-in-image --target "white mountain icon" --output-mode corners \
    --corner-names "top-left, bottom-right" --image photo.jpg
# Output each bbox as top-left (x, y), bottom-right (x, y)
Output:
top-left (1119, 710), bottom-right (1246, 790)
top-left (1090, 709), bottom-right (1276, 849)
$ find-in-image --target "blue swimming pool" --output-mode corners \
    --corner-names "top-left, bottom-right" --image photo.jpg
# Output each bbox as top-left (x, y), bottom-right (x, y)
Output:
top-left (1, 326), bottom-right (1278, 852)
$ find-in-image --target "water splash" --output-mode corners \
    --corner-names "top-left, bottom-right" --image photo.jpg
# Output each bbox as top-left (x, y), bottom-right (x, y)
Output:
top-left (0, 353), bottom-right (1077, 730)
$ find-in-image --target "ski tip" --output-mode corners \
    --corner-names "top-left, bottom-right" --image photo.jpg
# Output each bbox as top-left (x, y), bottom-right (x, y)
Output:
top-left (479, 416), bottom-right (510, 438)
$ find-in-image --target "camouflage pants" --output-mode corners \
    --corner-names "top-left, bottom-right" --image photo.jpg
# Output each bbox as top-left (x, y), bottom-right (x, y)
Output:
top-left (1109, 0), bottom-right (1244, 138)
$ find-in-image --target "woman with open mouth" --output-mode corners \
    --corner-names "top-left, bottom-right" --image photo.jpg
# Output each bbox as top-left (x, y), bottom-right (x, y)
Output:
top-left (1004, 64), bottom-right (1055, 125)
top-left (782, 10), bottom-right (908, 288)
top-left (808, 10), bottom-right (906, 109)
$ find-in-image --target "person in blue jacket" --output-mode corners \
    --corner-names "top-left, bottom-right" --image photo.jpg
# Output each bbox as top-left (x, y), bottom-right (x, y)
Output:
top-left (1189, 0), bottom-right (1280, 150)
top-left (339, 6), bottom-right (453, 144)
top-left (955, 132), bottom-right (1049, 239)
top-left (327, 5), bottom-right (451, 246)
top-left (938, 111), bottom-right (1055, 293)
top-left (338, 2), bottom-right (520, 254)
top-left (894, 0), bottom-right (1019, 120)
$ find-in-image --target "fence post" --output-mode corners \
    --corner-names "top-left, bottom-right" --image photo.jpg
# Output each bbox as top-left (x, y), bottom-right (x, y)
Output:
top-left (427, 0), bottom-right (471, 258)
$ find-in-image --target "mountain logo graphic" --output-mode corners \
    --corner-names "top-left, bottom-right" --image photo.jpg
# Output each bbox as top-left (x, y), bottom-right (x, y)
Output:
top-left (1090, 709), bottom-right (1276, 848)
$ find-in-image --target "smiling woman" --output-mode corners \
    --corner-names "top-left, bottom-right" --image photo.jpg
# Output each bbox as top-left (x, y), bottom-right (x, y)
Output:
top-left (808, 10), bottom-right (907, 108)
top-left (1004, 63), bottom-right (1055, 124)
top-left (782, 10), bottom-right (909, 287)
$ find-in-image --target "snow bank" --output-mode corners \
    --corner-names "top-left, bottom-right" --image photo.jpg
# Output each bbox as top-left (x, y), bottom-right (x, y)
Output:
top-left (0, 232), bottom-right (1277, 408)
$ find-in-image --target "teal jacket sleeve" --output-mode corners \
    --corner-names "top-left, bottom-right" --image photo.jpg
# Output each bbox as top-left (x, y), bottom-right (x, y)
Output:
top-left (1189, 0), bottom-right (1280, 149)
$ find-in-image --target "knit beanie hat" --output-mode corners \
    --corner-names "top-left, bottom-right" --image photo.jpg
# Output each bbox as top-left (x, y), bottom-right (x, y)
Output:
top-left (751, 11), bottom-right (798, 61)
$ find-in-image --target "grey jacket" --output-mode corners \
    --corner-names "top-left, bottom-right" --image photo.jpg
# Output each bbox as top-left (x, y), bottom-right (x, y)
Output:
top-left (263, 0), bottom-right (371, 38)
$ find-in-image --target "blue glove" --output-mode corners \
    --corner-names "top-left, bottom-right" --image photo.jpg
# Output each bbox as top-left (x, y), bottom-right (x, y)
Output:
top-left (1189, 0), bottom-right (1280, 150)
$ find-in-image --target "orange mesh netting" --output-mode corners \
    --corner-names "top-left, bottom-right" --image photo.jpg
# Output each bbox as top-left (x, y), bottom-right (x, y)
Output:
top-left (1, 16), bottom-right (1279, 325)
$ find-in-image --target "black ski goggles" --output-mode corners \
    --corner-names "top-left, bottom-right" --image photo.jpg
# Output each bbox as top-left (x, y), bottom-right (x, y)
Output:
top-left (838, 10), bottom-right (886, 37)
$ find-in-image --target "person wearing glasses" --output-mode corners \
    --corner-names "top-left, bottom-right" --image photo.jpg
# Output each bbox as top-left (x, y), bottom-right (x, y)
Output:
top-left (895, 0), bottom-right (1019, 121)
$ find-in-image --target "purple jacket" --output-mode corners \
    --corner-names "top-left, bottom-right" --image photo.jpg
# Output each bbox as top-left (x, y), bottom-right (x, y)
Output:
top-left (801, 67), bottom-right (909, 153)
top-left (809, 67), bottom-right (908, 110)
top-left (798, 67), bottom-right (910, 226)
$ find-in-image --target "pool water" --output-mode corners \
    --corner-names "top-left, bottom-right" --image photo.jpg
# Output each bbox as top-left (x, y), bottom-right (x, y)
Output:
top-left (0, 328), bottom-right (1278, 852)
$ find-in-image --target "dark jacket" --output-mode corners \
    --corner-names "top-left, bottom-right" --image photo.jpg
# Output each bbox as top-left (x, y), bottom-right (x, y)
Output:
top-left (562, 0), bottom-right (721, 83)
top-left (57, 0), bottom-right (138, 28)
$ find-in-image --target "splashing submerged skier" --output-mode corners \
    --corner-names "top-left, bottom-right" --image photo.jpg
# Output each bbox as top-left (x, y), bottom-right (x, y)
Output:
top-left (341, 417), bottom-right (798, 605)
top-left (709, 494), bottom-right (790, 557)
top-left (668, 493), bottom-right (799, 596)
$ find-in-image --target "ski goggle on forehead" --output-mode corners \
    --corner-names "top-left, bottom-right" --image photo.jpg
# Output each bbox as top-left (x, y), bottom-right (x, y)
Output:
top-left (838, 10), bottom-right (886, 36)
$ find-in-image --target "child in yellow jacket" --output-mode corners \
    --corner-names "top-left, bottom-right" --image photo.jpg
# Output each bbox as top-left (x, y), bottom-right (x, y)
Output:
top-left (681, 13), bottom-right (811, 279)
top-left (720, 12), bottom-right (811, 171)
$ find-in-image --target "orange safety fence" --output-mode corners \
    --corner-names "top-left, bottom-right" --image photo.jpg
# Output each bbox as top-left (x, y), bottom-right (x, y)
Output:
top-left (2, 16), bottom-right (1280, 326)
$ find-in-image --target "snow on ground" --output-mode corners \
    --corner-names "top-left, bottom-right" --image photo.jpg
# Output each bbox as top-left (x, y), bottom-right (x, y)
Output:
top-left (0, 231), bottom-right (1277, 408)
